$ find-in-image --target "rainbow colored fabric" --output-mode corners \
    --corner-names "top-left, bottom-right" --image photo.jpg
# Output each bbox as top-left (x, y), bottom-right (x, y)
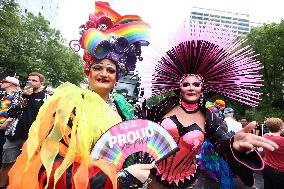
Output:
top-left (81, 22), bottom-right (150, 57)
top-left (94, 1), bottom-right (143, 25)
top-left (8, 83), bottom-right (122, 189)
top-left (0, 93), bottom-right (14, 124)
top-left (94, 1), bottom-right (120, 22)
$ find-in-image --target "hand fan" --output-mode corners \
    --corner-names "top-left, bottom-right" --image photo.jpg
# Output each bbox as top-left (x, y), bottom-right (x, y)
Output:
top-left (91, 119), bottom-right (179, 171)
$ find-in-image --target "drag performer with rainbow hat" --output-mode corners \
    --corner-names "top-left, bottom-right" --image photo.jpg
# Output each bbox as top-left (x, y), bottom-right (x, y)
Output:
top-left (8, 1), bottom-right (152, 189)
top-left (138, 22), bottom-right (278, 188)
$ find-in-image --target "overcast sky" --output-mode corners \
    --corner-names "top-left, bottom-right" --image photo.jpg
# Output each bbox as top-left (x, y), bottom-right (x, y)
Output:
top-left (56, 0), bottom-right (284, 44)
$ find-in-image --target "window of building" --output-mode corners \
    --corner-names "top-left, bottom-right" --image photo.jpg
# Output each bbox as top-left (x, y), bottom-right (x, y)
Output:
top-left (191, 16), bottom-right (203, 20)
top-left (238, 26), bottom-right (249, 31)
top-left (221, 16), bottom-right (232, 20)
top-left (239, 22), bottom-right (249, 27)
top-left (191, 11), bottom-right (203, 16)
top-left (210, 18), bottom-right (220, 22)
top-left (238, 18), bottom-right (249, 22)
top-left (210, 14), bottom-right (220, 18)
top-left (221, 20), bottom-right (232, 24)
top-left (238, 31), bottom-right (248, 35)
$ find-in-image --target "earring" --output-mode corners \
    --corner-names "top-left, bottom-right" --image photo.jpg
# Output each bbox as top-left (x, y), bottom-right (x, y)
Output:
top-left (199, 92), bottom-right (204, 107)
top-left (109, 88), bottom-right (116, 103)
top-left (179, 93), bottom-right (183, 106)
top-left (107, 84), bottom-right (117, 111)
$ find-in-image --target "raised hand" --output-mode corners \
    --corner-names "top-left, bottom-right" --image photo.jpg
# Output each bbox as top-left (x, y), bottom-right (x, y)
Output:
top-left (23, 86), bottom-right (33, 95)
top-left (233, 121), bottom-right (278, 152)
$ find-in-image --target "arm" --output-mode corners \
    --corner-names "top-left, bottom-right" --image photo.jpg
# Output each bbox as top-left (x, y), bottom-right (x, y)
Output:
top-left (205, 110), bottom-right (264, 187)
top-left (90, 162), bottom-right (153, 189)
top-left (117, 164), bottom-right (153, 189)
top-left (0, 118), bottom-right (13, 130)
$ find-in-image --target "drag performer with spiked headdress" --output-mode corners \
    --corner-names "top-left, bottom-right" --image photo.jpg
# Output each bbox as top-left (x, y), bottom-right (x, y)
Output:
top-left (138, 22), bottom-right (278, 189)
top-left (8, 2), bottom-right (152, 189)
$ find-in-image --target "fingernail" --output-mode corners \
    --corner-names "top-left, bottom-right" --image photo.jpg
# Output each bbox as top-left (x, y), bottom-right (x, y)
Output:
top-left (151, 161), bottom-right (156, 168)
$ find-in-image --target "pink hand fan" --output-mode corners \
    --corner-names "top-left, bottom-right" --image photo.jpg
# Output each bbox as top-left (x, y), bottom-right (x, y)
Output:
top-left (91, 119), bottom-right (179, 171)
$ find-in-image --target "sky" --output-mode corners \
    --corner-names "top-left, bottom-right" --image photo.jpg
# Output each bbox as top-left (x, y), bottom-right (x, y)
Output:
top-left (56, 0), bottom-right (284, 44)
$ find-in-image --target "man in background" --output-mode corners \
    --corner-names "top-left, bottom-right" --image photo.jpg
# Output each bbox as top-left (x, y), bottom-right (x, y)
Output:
top-left (223, 107), bottom-right (242, 135)
top-left (13, 72), bottom-right (47, 141)
top-left (240, 118), bottom-right (248, 128)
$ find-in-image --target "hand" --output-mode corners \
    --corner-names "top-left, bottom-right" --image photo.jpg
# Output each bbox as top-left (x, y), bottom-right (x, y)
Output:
top-left (6, 117), bottom-right (13, 122)
top-left (23, 86), bottom-right (33, 95)
top-left (0, 118), bottom-right (13, 130)
top-left (233, 121), bottom-right (278, 152)
top-left (124, 164), bottom-right (153, 183)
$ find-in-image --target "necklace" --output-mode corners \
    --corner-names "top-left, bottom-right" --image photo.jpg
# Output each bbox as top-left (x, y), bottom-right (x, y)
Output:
top-left (107, 99), bottom-right (117, 111)
top-left (179, 99), bottom-right (199, 113)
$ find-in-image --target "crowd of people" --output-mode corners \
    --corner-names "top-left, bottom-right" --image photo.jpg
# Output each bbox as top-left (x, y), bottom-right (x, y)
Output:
top-left (0, 1), bottom-right (283, 189)
top-left (0, 72), bottom-right (47, 188)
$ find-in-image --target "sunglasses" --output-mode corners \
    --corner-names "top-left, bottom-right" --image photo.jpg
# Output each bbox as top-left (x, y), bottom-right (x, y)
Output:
top-left (0, 81), bottom-right (10, 84)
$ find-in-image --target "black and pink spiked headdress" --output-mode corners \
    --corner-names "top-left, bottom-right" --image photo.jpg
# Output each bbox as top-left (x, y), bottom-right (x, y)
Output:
top-left (139, 22), bottom-right (263, 107)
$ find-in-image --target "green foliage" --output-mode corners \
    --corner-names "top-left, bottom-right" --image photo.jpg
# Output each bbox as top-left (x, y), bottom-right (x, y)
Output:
top-left (245, 20), bottom-right (284, 120)
top-left (247, 21), bottom-right (284, 100)
top-left (0, 0), bottom-right (85, 86)
top-left (146, 92), bottom-right (174, 107)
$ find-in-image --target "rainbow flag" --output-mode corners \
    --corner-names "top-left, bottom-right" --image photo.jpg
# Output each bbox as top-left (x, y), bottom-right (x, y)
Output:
top-left (95, 1), bottom-right (121, 22)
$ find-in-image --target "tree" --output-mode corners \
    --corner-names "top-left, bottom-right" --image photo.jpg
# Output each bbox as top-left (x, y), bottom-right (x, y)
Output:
top-left (245, 20), bottom-right (284, 120)
top-left (0, 0), bottom-right (21, 76)
top-left (246, 21), bottom-right (284, 102)
top-left (0, 0), bottom-right (85, 86)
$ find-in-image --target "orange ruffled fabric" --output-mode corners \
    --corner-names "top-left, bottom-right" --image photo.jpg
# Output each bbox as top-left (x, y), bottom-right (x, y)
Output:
top-left (8, 83), bottom-right (122, 189)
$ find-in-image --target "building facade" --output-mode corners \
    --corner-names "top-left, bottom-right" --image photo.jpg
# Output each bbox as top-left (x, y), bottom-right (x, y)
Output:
top-left (16, 0), bottom-right (59, 28)
top-left (188, 7), bottom-right (251, 35)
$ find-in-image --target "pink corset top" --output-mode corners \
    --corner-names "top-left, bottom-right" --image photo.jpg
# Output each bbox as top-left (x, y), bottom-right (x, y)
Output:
top-left (155, 115), bottom-right (205, 187)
